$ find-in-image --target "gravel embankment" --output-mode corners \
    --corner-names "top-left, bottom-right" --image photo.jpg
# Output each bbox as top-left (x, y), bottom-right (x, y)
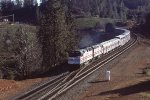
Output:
top-left (57, 40), bottom-right (150, 100)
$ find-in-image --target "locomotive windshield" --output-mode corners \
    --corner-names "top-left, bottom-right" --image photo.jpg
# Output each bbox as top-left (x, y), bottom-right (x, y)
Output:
top-left (69, 51), bottom-right (82, 57)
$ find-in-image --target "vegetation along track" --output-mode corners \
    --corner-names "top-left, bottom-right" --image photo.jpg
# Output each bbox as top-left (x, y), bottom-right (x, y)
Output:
top-left (36, 33), bottom-right (138, 100)
top-left (12, 33), bottom-right (137, 100)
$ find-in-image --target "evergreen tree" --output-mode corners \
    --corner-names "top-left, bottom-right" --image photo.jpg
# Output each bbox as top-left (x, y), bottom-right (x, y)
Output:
top-left (38, 0), bottom-right (78, 71)
top-left (15, 0), bottom-right (22, 9)
top-left (145, 13), bottom-right (150, 32)
top-left (24, 0), bottom-right (34, 7)
top-left (105, 23), bottom-right (115, 33)
top-left (65, 0), bottom-right (79, 52)
top-left (1, 1), bottom-right (14, 15)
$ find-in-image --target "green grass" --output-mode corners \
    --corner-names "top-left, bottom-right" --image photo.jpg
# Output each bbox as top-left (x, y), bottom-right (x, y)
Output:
top-left (0, 23), bottom-right (36, 33)
top-left (75, 17), bottom-right (114, 29)
top-left (0, 23), bottom-right (37, 55)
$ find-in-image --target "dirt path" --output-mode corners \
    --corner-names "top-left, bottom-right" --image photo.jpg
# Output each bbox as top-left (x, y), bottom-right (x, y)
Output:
top-left (0, 78), bottom-right (48, 100)
top-left (77, 42), bottom-right (150, 100)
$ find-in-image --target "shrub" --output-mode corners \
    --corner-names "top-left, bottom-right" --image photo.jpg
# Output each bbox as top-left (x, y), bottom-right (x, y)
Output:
top-left (143, 63), bottom-right (150, 76)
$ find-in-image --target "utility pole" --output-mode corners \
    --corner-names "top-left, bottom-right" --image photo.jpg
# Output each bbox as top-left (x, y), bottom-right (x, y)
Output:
top-left (12, 14), bottom-right (14, 23)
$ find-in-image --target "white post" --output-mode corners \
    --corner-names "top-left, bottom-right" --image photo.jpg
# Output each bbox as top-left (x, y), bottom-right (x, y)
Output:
top-left (106, 71), bottom-right (110, 81)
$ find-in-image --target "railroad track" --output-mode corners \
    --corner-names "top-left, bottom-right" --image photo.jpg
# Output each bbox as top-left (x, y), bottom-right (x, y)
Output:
top-left (12, 72), bottom-right (69, 100)
top-left (12, 33), bottom-right (137, 100)
top-left (37, 34), bottom-right (137, 100)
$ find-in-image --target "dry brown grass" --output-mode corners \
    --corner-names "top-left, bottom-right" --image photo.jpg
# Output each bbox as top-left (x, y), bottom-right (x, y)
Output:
top-left (140, 92), bottom-right (150, 98)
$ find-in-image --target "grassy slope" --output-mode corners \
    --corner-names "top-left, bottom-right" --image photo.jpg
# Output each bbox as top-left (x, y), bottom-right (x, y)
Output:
top-left (0, 24), bottom-right (36, 32)
top-left (1, 17), bottom-right (112, 33)
top-left (0, 24), bottom-right (36, 52)
top-left (75, 17), bottom-right (114, 29)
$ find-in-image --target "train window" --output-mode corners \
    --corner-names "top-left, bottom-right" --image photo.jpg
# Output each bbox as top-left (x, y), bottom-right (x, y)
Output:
top-left (94, 46), bottom-right (98, 49)
top-left (87, 48), bottom-right (92, 51)
top-left (69, 51), bottom-right (82, 57)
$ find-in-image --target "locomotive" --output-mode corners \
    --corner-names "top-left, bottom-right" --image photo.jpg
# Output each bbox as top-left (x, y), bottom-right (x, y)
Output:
top-left (68, 28), bottom-right (130, 65)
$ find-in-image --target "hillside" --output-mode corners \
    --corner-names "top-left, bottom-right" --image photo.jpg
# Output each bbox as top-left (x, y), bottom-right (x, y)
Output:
top-left (1, 0), bottom-right (150, 24)
top-left (67, 0), bottom-right (150, 25)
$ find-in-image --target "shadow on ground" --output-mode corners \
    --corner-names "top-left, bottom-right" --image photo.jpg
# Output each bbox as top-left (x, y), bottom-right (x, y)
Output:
top-left (95, 80), bottom-right (150, 96)
top-left (88, 80), bottom-right (108, 83)
top-left (25, 62), bottom-right (72, 80)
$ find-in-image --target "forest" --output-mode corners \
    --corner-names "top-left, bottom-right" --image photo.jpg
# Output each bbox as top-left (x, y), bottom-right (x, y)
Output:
top-left (0, 0), bottom-right (150, 24)
top-left (0, 0), bottom-right (150, 80)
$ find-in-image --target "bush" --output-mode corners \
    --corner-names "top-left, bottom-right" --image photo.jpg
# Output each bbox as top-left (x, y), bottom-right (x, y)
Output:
top-left (143, 63), bottom-right (150, 76)
top-left (94, 22), bottom-right (105, 31)
top-left (105, 23), bottom-right (115, 33)
top-left (5, 71), bottom-right (15, 80)
top-left (0, 24), bottom-right (43, 79)
top-left (0, 70), bottom-right (4, 79)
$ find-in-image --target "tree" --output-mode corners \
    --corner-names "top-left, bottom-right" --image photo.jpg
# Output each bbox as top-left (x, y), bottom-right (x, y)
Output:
top-left (1, 1), bottom-right (15, 15)
top-left (24, 0), bottom-right (34, 7)
top-left (65, 0), bottom-right (79, 52)
top-left (38, 0), bottom-right (78, 71)
top-left (15, 0), bottom-right (23, 9)
top-left (0, 10), bottom-right (2, 17)
top-left (95, 22), bottom-right (105, 31)
top-left (15, 27), bottom-right (28, 77)
top-left (144, 13), bottom-right (150, 33)
top-left (105, 23), bottom-right (115, 33)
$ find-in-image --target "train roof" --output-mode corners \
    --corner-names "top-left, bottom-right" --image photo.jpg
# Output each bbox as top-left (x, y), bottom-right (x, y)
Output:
top-left (101, 38), bottom-right (119, 46)
top-left (109, 38), bottom-right (120, 42)
top-left (77, 28), bottom-right (130, 53)
top-left (92, 44), bottom-right (102, 48)
top-left (115, 34), bottom-right (126, 39)
top-left (100, 40), bottom-right (110, 45)
top-left (115, 27), bottom-right (128, 31)
top-left (123, 31), bottom-right (130, 35)
top-left (79, 46), bottom-right (93, 53)
top-left (100, 40), bottom-right (113, 47)
top-left (115, 27), bottom-right (130, 35)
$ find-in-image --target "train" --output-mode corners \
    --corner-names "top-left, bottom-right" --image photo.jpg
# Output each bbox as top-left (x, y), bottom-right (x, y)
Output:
top-left (68, 28), bottom-right (131, 65)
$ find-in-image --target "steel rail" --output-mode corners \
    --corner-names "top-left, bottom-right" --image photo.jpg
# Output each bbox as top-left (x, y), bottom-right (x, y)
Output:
top-left (14, 33), bottom-right (137, 100)
top-left (39, 35), bottom-right (137, 100)
top-left (12, 72), bottom-right (69, 100)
